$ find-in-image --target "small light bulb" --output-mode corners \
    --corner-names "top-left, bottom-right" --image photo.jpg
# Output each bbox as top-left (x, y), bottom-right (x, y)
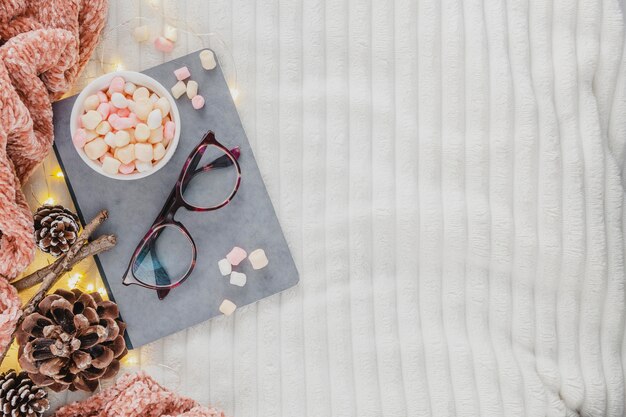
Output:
top-left (54, 170), bottom-right (64, 178)
top-left (86, 283), bottom-right (95, 292)
top-left (115, 62), bottom-right (124, 71)
top-left (124, 354), bottom-right (138, 365)
top-left (44, 197), bottom-right (55, 205)
top-left (231, 88), bottom-right (239, 100)
top-left (98, 287), bottom-right (107, 297)
top-left (67, 273), bottom-right (82, 289)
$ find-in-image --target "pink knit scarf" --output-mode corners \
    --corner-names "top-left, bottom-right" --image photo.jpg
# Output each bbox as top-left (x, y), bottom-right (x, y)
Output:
top-left (0, 0), bottom-right (108, 280)
top-left (0, 0), bottom-right (108, 357)
top-left (54, 372), bottom-right (226, 417)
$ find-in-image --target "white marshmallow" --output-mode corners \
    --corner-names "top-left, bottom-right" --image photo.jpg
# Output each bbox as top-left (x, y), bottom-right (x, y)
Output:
top-left (133, 25), bottom-right (150, 43)
top-left (199, 49), bottom-right (217, 70)
top-left (123, 82), bottom-right (137, 95)
top-left (116, 144), bottom-right (135, 165)
top-left (102, 156), bottom-right (121, 175)
top-left (148, 126), bottom-right (163, 144)
top-left (134, 123), bottom-right (150, 142)
top-left (171, 80), bottom-right (186, 99)
top-left (219, 299), bottom-right (237, 316)
top-left (114, 130), bottom-right (131, 148)
top-left (153, 143), bottom-right (166, 161)
top-left (84, 94), bottom-right (100, 112)
top-left (134, 98), bottom-right (153, 121)
top-left (164, 25), bottom-right (177, 42)
top-left (135, 160), bottom-right (153, 172)
top-left (134, 143), bottom-right (153, 162)
top-left (229, 271), bottom-right (247, 287)
top-left (81, 110), bottom-right (102, 130)
top-left (111, 92), bottom-right (128, 109)
top-left (95, 121), bottom-right (111, 135)
top-left (133, 87), bottom-right (150, 101)
top-left (103, 131), bottom-right (117, 147)
top-left (147, 109), bottom-right (163, 129)
top-left (155, 97), bottom-right (171, 117)
top-left (186, 80), bottom-right (198, 99)
top-left (218, 258), bottom-right (231, 276)
top-left (84, 138), bottom-right (108, 160)
top-left (248, 249), bottom-right (269, 270)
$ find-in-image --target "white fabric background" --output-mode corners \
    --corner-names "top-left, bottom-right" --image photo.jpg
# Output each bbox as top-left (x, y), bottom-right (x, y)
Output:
top-left (48, 0), bottom-right (626, 416)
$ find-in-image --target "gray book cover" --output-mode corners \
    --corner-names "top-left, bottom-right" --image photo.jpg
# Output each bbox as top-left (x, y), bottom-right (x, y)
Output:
top-left (52, 50), bottom-right (299, 348)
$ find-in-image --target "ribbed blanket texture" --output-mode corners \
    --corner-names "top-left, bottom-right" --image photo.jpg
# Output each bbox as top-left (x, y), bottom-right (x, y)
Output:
top-left (51, 0), bottom-right (626, 416)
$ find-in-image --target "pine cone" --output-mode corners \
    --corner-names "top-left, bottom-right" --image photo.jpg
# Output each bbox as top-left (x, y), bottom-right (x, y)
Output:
top-left (33, 205), bottom-right (80, 257)
top-left (0, 370), bottom-right (49, 417)
top-left (16, 289), bottom-right (127, 392)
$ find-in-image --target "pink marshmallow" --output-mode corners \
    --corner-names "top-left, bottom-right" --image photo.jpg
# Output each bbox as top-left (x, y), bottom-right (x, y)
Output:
top-left (117, 107), bottom-right (131, 117)
top-left (97, 102), bottom-right (110, 120)
top-left (128, 113), bottom-right (140, 127)
top-left (154, 36), bottom-right (174, 53)
top-left (108, 76), bottom-right (125, 94)
top-left (97, 91), bottom-right (108, 103)
top-left (191, 95), bottom-right (205, 109)
top-left (119, 161), bottom-right (136, 174)
top-left (108, 113), bottom-right (134, 130)
top-left (226, 247), bottom-right (247, 266)
top-left (164, 120), bottom-right (175, 141)
top-left (174, 66), bottom-right (191, 81)
top-left (73, 128), bottom-right (88, 148)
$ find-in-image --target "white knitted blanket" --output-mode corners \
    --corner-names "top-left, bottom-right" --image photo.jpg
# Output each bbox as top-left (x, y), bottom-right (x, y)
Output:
top-left (49, 0), bottom-right (626, 416)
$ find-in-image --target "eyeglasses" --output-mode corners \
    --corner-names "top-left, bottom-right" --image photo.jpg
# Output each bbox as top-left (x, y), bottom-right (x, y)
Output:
top-left (122, 130), bottom-right (242, 300)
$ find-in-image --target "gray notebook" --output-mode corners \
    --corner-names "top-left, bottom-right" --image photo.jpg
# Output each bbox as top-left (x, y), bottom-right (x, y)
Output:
top-left (52, 50), bottom-right (299, 348)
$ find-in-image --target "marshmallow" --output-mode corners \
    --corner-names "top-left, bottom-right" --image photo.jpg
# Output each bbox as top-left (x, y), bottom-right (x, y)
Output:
top-left (84, 130), bottom-right (99, 142)
top-left (108, 76), bottom-right (125, 94)
top-left (218, 258), bottom-right (231, 276)
top-left (103, 131), bottom-right (117, 148)
top-left (171, 81), bottom-right (186, 99)
top-left (248, 249), bottom-right (269, 270)
top-left (149, 126), bottom-right (163, 144)
top-left (102, 156), bottom-right (121, 175)
top-left (147, 109), bottom-right (163, 129)
top-left (199, 49), bottom-right (217, 70)
top-left (135, 160), bottom-right (153, 173)
top-left (84, 94), bottom-right (100, 111)
top-left (133, 98), bottom-right (153, 121)
top-left (73, 129), bottom-right (88, 148)
top-left (150, 93), bottom-right (159, 104)
top-left (124, 82), bottom-right (137, 95)
top-left (95, 121), bottom-right (111, 135)
top-left (186, 80), bottom-right (198, 99)
top-left (133, 87), bottom-right (150, 101)
top-left (117, 107), bottom-right (131, 118)
top-left (111, 92), bottom-right (128, 108)
top-left (155, 97), bottom-right (171, 117)
top-left (164, 121), bottom-right (176, 142)
top-left (174, 66), bottom-right (191, 81)
top-left (154, 36), bottom-right (174, 53)
top-left (226, 246), bottom-right (247, 266)
top-left (133, 25), bottom-right (150, 43)
top-left (84, 138), bottom-right (108, 160)
top-left (116, 144), bottom-right (135, 164)
top-left (153, 143), bottom-right (166, 161)
top-left (219, 299), bottom-right (237, 316)
top-left (164, 25), bottom-right (177, 42)
top-left (119, 161), bottom-right (136, 174)
top-left (134, 123), bottom-right (150, 142)
top-left (191, 95), bottom-right (205, 110)
top-left (97, 91), bottom-right (108, 103)
top-left (134, 143), bottom-right (153, 162)
top-left (96, 102), bottom-right (110, 119)
top-left (81, 110), bottom-right (102, 130)
top-left (230, 271), bottom-right (247, 287)
top-left (114, 130), bottom-right (130, 148)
